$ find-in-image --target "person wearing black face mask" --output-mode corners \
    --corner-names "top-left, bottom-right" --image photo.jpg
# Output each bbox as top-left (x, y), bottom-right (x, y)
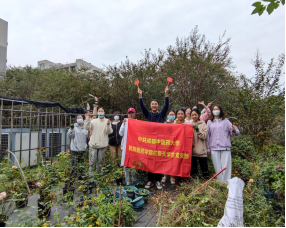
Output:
top-left (108, 111), bottom-right (123, 160)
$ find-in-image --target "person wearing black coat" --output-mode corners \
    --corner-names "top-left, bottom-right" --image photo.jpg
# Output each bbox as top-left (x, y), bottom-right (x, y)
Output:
top-left (108, 111), bottom-right (123, 159)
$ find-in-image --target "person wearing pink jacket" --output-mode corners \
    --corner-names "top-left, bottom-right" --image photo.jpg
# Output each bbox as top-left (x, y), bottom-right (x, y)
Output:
top-left (185, 101), bottom-right (213, 124)
top-left (198, 101), bottom-right (212, 122)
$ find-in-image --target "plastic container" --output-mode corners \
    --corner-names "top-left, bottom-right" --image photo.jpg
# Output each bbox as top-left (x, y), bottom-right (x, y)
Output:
top-left (79, 194), bottom-right (92, 202)
top-left (0, 215), bottom-right (7, 227)
top-left (16, 198), bottom-right (28, 208)
top-left (38, 200), bottom-right (51, 218)
top-left (123, 186), bottom-right (137, 200)
top-left (63, 187), bottom-right (75, 201)
top-left (133, 180), bottom-right (145, 189)
top-left (115, 189), bottom-right (127, 198)
top-left (132, 196), bottom-right (144, 212)
top-left (133, 199), bottom-right (144, 208)
top-left (134, 189), bottom-right (150, 204)
top-left (100, 189), bottom-right (113, 198)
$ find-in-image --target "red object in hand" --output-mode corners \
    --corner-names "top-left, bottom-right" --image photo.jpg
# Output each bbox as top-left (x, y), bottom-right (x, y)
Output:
top-left (167, 77), bottom-right (173, 86)
top-left (134, 80), bottom-right (140, 89)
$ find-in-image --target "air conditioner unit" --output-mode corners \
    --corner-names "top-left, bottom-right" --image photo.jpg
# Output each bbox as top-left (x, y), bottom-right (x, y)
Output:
top-left (1, 127), bottom-right (70, 167)
top-left (1, 128), bottom-right (39, 167)
top-left (41, 128), bottom-right (70, 159)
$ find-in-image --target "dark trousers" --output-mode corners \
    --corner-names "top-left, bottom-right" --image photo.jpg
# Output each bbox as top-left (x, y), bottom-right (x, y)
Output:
top-left (70, 150), bottom-right (85, 179)
top-left (191, 156), bottom-right (210, 180)
top-left (148, 172), bottom-right (162, 183)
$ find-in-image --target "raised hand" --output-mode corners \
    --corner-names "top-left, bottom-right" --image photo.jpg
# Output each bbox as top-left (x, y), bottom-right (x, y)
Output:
top-left (138, 88), bottom-right (143, 98)
top-left (198, 101), bottom-right (205, 106)
top-left (207, 101), bottom-right (213, 108)
top-left (165, 86), bottom-right (169, 96)
top-left (85, 113), bottom-right (91, 119)
top-left (231, 125), bottom-right (236, 132)
top-left (123, 118), bottom-right (127, 125)
top-left (107, 119), bottom-right (111, 125)
top-left (94, 96), bottom-right (98, 102)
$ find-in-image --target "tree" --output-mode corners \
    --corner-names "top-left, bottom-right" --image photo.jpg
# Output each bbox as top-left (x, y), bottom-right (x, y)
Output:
top-left (252, 0), bottom-right (285, 16)
top-left (1, 66), bottom-right (108, 109)
top-left (162, 26), bottom-right (237, 109)
top-left (229, 51), bottom-right (285, 153)
top-left (104, 26), bottom-right (238, 113)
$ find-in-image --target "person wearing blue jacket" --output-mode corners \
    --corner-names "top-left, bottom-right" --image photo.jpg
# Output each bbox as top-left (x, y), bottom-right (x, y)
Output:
top-left (138, 87), bottom-right (169, 123)
top-left (138, 86), bottom-right (169, 190)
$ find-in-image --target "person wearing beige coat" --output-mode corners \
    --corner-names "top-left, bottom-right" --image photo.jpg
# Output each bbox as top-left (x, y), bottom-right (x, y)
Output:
top-left (85, 107), bottom-right (113, 180)
top-left (190, 108), bottom-right (210, 180)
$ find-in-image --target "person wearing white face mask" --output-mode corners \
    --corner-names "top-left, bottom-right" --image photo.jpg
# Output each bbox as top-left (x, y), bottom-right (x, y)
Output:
top-left (85, 107), bottom-right (113, 180)
top-left (108, 111), bottom-right (123, 160)
top-left (67, 115), bottom-right (89, 180)
top-left (207, 105), bottom-right (240, 183)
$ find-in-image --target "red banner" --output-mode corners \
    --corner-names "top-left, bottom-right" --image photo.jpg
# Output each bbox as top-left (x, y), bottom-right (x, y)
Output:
top-left (124, 119), bottom-right (193, 177)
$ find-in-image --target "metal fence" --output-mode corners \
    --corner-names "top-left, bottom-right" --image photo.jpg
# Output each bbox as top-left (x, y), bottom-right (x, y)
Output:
top-left (0, 97), bottom-right (143, 167)
top-left (0, 98), bottom-right (79, 166)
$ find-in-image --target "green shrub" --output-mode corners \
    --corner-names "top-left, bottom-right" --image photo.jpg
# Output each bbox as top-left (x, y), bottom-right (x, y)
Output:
top-left (158, 179), bottom-right (284, 227)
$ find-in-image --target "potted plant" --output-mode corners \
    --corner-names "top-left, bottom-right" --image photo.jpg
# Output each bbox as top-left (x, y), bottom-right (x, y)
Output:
top-left (57, 152), bottom-right (75, 201)
top-left (26, 172), bottom-right (36, 191)
top-left (123, 186), bottom-right (137, 200)
top-left (35, 182), bottom-right (52, 218)
top-left (129, 160), bottom-right (146, 188)
top-left (0, 192), bottom-right (15, 227)
top-left (134, 189), bottom-right (150, 204)
top-left (37, 199), bottom-right (52, 218)
top-left (11, 181), bottom-right (29, 209)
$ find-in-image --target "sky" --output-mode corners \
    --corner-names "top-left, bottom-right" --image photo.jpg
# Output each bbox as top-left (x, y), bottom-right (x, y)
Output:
top-left (0, 0), bottom-right (285, 83)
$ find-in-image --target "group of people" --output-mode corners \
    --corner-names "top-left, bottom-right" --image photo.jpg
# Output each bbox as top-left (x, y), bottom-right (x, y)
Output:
top-left (67, 86), bottom-right (240, 190)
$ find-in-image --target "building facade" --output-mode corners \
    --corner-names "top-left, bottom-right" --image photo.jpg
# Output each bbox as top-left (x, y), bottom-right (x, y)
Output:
top-left (0, 18), bottom-right (8, 80)
top-left (37, 59), bottom-right (101, 73)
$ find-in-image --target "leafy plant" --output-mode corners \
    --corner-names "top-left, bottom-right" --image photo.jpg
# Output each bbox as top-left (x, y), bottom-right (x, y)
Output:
top-left (157, 179), bottom-right (284, 227)
top-left (0, 198), bottom-right (15, 222)
top-left (56, 151), bottom-right (72, 188)
top-left (227, 51), bottom-right (285, 153)
top-left (95, 149), bottom-right (124, 189)
top-left (252, 0), bottom-right (285, 16)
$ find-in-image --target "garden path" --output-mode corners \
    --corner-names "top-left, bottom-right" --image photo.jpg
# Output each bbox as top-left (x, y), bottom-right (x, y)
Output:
top-left (7, 183), bottom-right (177, 227)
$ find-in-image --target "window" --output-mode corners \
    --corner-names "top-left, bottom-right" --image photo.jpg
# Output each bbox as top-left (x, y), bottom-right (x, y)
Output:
top-left (40, 63), bottom-right (45, 70)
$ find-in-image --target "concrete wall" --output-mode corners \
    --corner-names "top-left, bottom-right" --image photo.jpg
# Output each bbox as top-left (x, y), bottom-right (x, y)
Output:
top-left (0, 18), bottom-right (8, 80)
top-left (37, 59), bottom-right (101, 73)
top-left (37, 60), bottom-right (56, 69)
top-left (76, 59), bottom-right (101, 72)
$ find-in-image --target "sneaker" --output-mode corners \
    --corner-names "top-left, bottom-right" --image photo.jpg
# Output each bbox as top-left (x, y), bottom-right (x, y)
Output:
top-left (156, 181), bottom-right (162, 190)
top-left (170, 177), bottom-right (176, 185)
top-left (161, 175), bottom-right (167, 183)
top-left (145, 181), bottom-right (152, 189)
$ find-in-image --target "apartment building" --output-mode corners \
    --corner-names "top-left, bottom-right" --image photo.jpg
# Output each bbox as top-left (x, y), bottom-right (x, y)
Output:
top-left (37, 59), bottom-right (101, 73)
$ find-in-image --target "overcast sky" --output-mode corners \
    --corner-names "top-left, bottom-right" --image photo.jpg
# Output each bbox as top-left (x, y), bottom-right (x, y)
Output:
top-left (0, 0), bottom-right (285, 83)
